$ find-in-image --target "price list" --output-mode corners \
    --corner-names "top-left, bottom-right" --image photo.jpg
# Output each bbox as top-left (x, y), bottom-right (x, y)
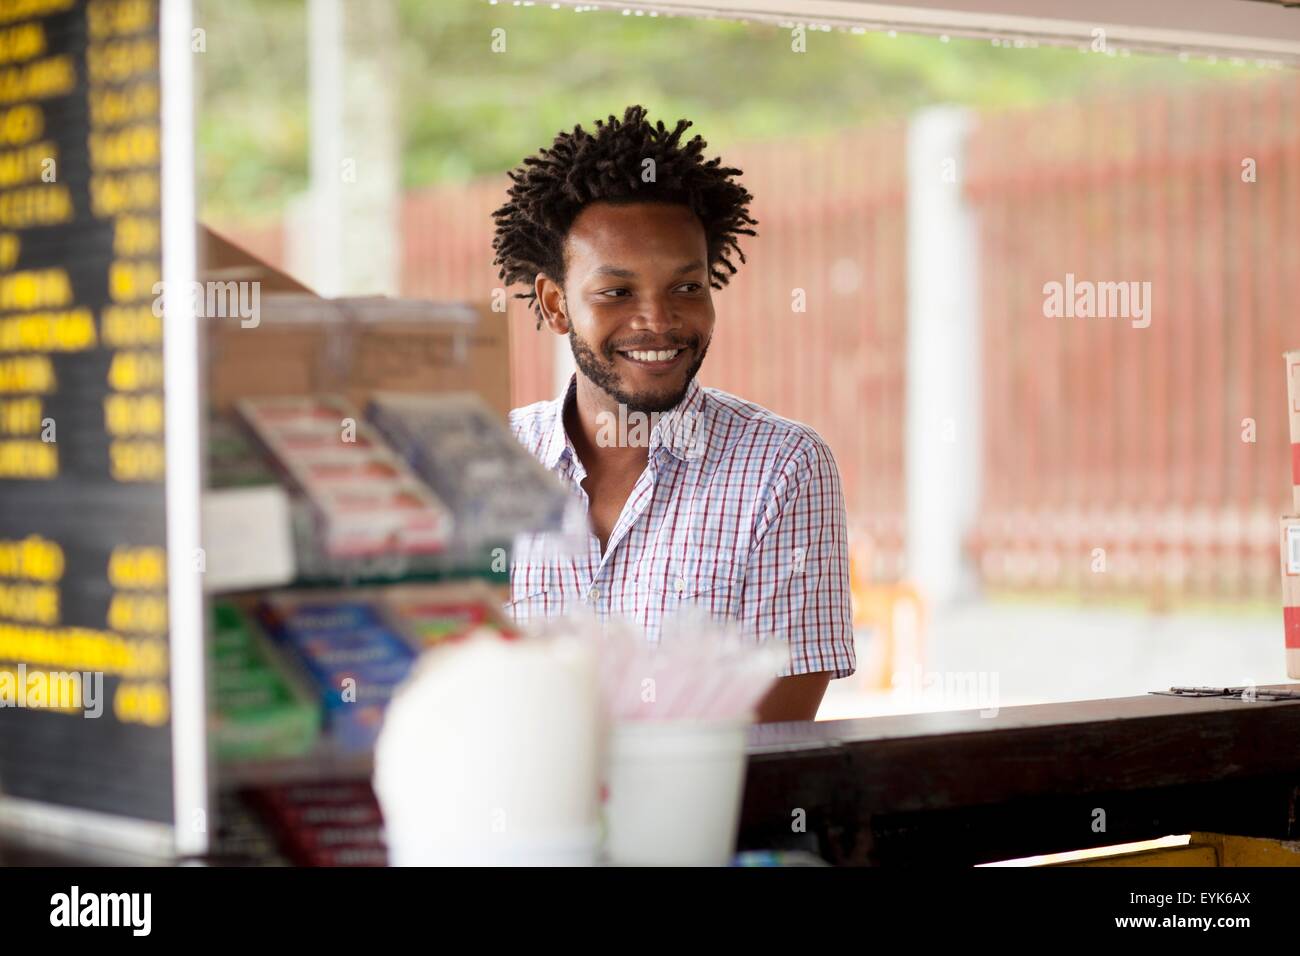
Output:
top-left (0, 0), bottom-right (173, 826)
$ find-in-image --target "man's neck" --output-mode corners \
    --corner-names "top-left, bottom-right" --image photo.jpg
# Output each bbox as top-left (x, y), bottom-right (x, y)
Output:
top-left (565, 374), bottom-right (652, 476)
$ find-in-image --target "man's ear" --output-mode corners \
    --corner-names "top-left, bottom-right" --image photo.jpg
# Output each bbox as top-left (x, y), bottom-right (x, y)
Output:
top-left (535, 273), bottom-right (570, 335)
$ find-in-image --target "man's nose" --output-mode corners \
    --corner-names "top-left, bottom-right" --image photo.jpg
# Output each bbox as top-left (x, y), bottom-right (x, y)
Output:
top-left (632, 294), bottom-right (678, 332)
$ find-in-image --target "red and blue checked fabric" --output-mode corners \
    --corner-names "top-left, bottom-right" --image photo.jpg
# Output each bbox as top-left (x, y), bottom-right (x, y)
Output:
top-left (507, 375), bottom-right (856, 679)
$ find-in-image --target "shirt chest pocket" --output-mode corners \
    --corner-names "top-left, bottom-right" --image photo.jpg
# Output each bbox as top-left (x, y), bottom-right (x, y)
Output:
top-left (506, 548), bottom-right (558, 623)
top-left (639, 556), bottom-right (738, 625)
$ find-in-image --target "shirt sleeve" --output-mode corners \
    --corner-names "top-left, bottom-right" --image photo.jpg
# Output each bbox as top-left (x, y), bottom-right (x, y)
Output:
top-left (735, 433), bottom-right (857, 679)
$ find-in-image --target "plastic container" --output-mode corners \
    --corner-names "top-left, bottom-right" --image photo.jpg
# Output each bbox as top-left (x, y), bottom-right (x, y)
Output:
top-left (603, 717), bottom-right (750, 866)
top-left (374, 631), bottom-right (602, 866)
top-left (384, 825), bottom-right (600, 867)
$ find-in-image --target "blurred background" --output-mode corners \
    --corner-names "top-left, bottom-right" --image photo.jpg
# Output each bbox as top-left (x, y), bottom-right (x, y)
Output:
top-left (194, 0), bottom-right (1299, 717)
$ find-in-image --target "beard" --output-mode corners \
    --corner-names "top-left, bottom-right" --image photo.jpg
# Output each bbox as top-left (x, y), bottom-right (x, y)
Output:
top-left (568, 327), bottom-right (709, 414)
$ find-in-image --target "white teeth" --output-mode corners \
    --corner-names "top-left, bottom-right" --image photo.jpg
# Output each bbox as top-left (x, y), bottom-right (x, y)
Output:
top-left (626, 349), bottom-right (680, 362)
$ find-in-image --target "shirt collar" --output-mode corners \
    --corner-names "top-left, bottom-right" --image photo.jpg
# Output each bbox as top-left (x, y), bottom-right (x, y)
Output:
top-left (539, 374), bottom-right (579, 472)
top-left (540, 373), bottom-right (711, 470)
top-left (649, 376), bottom-right (708, 463)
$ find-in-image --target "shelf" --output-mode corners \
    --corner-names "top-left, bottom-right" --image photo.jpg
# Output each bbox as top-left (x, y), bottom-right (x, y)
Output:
top-left (218, 742), bottom-right (374, 789)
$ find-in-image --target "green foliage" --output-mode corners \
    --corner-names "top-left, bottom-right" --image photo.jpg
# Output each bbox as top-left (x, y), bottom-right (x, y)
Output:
top-left (196, 0), bottom-right (1253, 222)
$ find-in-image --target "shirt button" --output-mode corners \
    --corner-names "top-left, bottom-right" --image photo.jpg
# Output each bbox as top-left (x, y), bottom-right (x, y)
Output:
top-left (674, 577), bottom-right (687, 594)
top-left (589, 587), bottom-right (601, 601)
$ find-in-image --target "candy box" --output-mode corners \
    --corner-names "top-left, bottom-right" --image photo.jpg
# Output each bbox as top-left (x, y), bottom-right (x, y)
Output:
top-left (236, 396), bottom-right (453, 558)
top-left (242, 781), bottom-right (388, 867)
top-left (1287, 351), bottom-right (1300, 513)
top-left (367, 391), bottom-right (569, 548)
top-left (262, 600), bottom-right (388, 634)
top-left (313, 483), bottom-right (450, 557)
top-left (1282, 516), bottom-right (1300, 679)
top-left (208, 602), bottom-right (320, 760)
top-left (258, 595), bottom-right (416, 751)
top-left (381, 580), bottom-right (514, 648)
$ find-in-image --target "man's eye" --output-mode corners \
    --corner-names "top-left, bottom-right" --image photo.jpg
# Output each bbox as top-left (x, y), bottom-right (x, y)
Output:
top-left (676, 283), bottom-right (702, 293)
top-left (598, 289), bottom-right (629, 298)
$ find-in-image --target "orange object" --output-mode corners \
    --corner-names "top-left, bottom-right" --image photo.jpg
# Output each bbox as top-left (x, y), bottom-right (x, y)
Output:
top-left (849, 545), bottom-right (926, 691)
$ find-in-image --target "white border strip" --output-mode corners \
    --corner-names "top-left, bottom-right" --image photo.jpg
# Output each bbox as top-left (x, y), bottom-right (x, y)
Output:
top-left (553, 1), bottom-right (1300, 62)
top-left (0, 797), bottom-right (175, 860)
top-left (160, 0), bottom-right (209, 857)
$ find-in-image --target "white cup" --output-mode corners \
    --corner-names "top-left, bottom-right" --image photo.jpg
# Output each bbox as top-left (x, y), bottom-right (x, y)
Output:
top-left (603, 717), bottom-right (751, 866)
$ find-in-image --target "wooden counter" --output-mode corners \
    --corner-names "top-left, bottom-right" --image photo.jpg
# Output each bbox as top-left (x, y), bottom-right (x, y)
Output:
top-left (739, 684), bottom-right (1300, 865)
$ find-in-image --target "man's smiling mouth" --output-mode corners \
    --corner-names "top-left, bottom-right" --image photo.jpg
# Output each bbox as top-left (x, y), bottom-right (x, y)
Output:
top-left (621, 348), bottom-right (682, 363)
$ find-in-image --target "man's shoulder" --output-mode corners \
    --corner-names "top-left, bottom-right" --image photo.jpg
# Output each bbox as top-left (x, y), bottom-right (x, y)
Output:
top-left (699, 386), bottom-right (835, 469)
top-left (508, 395), bottom-right (561, 447)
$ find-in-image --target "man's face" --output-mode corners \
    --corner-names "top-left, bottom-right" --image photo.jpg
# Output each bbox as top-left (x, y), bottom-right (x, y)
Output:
top-left (545, 201), bottom-right (715, 414)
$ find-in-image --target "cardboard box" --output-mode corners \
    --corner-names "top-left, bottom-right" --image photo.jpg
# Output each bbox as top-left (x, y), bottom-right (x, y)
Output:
top-left (1281, 516), bottom-right (1300, 679)
top-left (199, 228), bottom-right (511, 419)
top-left (1287, 351), bottom-right (1300, 513)
top-left (199, 225), bottom-right (313, 294)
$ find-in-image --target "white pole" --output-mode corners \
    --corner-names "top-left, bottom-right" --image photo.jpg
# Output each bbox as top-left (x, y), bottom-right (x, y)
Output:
top-left (307, 0), bottom-right (399, 297)
top-left (905, 106), bottom-right (982, 608)
top-left (160, 0), bottom-right (208, 857)
top-left (308, 0), bottom-right (344, 296)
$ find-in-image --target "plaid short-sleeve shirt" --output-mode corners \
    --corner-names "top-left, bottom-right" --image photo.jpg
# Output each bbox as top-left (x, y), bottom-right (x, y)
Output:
top-left (507, 375), bottom-right (856, 679)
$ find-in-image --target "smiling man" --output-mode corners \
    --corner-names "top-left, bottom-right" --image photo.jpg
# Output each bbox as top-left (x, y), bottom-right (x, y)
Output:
top-left (492, 105), bottom-right (855, 721)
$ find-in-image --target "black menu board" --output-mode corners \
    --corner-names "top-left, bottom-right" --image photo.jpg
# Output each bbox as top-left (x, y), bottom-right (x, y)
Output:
top-left (0, 0), bottom-right (176, 839)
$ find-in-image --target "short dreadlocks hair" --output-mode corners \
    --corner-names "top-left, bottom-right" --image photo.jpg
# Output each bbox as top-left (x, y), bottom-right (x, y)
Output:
top-left (492, 105), bottom-right (758, 328)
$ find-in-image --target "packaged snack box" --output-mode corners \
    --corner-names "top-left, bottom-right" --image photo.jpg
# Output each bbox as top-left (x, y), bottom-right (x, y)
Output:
top-left (1282, 516), bottom-right (1300, 679)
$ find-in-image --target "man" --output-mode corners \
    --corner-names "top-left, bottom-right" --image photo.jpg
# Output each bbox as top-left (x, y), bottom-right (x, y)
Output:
top-left (491, 105), bottom-right (854, 722)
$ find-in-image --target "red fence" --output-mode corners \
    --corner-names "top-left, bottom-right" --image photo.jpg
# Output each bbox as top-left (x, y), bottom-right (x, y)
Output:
top-left (219, 74), bottom-right (1300, 604)
top-left (698, 125), bottom-right (909, 581)
top-left (966, 77), bottom-right (1299, 603)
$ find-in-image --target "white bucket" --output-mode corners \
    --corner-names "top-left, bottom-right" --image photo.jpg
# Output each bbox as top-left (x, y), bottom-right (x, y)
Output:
top-left (603, 717), bottom-right (751, 866)
top-left (383, 823), bottom-right (601, 867)
top-left (374, 632), bottom-right (603, 867)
